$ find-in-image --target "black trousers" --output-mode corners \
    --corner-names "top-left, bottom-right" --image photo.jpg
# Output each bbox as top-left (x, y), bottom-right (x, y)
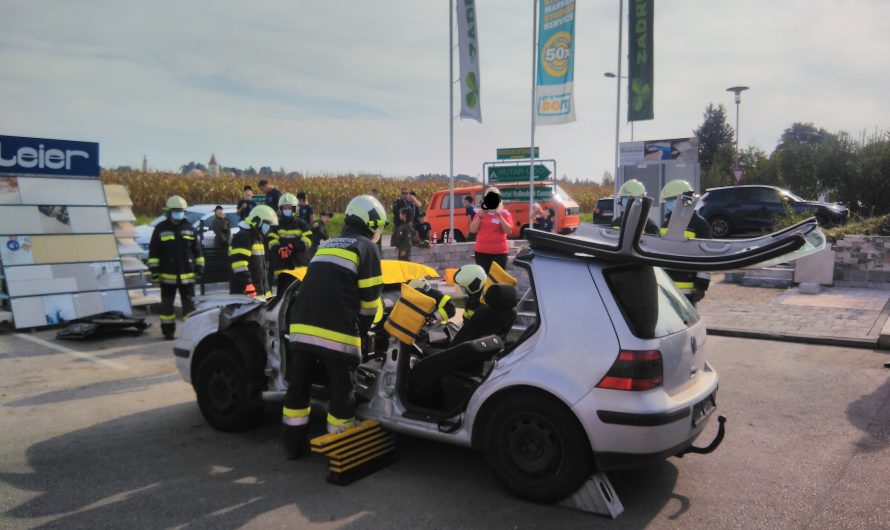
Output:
top-left (474, 252), bottom-right (508, 274)
top-left (284, 348), bottom-right (356, 423)
top-left (159, 282), bottom-right (195, 335)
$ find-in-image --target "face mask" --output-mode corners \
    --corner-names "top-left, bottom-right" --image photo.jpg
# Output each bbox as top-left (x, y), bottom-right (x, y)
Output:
top-left (281, 209), bottom-right (293, 217)
top-left (261, 223), bottom-right (271, 235)
top-left (171, 211), bottom-right (185, 221)
top-left (665, 199), bottom-right (676, 213)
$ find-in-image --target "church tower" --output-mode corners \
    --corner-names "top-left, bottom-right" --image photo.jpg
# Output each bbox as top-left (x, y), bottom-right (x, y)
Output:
top-left (208, 153), bottom-right (220, 177)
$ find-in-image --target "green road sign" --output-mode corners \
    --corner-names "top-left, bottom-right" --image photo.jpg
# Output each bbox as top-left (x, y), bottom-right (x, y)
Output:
top-left (496, 147), bottom-right (540, 160)
top-left (499, 186), bottom-right (553, 202)
top-left (488, 164), bottom-right (551, 183)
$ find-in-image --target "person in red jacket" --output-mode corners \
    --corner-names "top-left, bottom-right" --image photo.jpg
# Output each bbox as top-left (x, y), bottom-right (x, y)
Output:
top-left (468, 187), bottom-right (513, 273)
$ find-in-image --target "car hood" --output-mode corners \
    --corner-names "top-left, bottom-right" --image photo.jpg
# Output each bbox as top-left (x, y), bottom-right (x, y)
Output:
top-left (801, 201), bottom-right (847, 212)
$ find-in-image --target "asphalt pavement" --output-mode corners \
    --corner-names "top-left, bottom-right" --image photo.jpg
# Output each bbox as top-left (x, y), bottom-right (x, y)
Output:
top-left (1, 328), bottom-right (889, 529)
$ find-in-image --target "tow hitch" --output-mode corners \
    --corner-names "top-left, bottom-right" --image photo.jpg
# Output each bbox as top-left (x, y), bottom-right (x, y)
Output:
top-left (679, 415), bottom-right (726, 456)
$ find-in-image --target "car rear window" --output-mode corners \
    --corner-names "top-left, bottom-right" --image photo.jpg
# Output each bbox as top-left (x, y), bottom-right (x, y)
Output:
top-left (604, 265), bottom-right (700, 339)
top-left (597, 199), bottom-right (613, 209)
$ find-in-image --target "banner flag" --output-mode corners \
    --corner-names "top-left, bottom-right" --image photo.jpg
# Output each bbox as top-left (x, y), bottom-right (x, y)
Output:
top-left (457, 0), bottom-right (482, 122)
top-left (628, 0), bottom-right (654, 121)
top-left (535, 0), bottom-right (576, 126)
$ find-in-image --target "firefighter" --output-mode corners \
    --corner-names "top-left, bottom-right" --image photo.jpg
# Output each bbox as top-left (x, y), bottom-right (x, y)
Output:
top-left (268, 193), bottom-right (313, 292)
top-left (281, 195), bottom-right (387, 459)
top-left (611, 179), bottom-right (660, 235)
top-left (229, 204), bottom-right (278, 298)
top-left (660, 180), bottom-right (713, 305)
top-left (454, 264), bottom-right (487, 322)
top-left (147, 196), bottom-right (204, 340)
top-left (407, 278), bottom-right (456, 324)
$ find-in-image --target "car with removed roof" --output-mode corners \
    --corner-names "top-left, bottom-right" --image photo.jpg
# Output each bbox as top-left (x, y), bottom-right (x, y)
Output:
top-left (698, 185), bottom-right (847, 238)
top-left (172, 198), bottom-right (825, 503)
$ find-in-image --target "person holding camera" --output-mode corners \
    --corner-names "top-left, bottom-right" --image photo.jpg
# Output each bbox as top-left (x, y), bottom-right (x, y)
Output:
top-left (468, 187), bottom-right (513, 273)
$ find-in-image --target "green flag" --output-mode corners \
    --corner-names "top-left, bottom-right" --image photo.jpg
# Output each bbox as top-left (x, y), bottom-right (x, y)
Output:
top-left (628, 0), bottom-right (653, 121)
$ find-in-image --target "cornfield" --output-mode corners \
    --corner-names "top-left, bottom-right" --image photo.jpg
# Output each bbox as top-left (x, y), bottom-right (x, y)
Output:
top-left (102, 170), bottom-right (609, 216)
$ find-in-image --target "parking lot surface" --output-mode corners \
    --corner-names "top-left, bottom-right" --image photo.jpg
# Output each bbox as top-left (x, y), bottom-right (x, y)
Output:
top-left (1, 327), bottom-right (889, 529)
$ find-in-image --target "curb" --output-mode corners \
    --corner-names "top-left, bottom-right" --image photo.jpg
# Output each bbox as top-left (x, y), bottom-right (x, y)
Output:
top-left (706, 327), bottom-right (883, 350)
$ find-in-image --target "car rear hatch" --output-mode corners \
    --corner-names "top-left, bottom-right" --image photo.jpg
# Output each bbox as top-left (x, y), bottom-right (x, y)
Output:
top-left (600, 264), bottom-right (706, 394)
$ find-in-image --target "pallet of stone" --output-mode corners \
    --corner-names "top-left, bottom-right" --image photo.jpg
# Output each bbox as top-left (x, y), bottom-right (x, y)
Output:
top-left (310, 419), bottom-right (397, 486)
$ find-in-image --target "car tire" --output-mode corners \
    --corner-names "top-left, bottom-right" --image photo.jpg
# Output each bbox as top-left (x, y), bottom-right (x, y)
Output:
top-left (482, 393), bottom-right (592, 503)
top-left (709, 216), bottom-right (731, 238)
top-left (195, 349), bottom-right (263, 432)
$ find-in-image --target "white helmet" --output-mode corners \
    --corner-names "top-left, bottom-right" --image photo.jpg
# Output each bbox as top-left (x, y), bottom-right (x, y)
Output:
top-left (345, 195), bottom-right (387, 238)
top-left (454, 264), bottom-right (487, 294)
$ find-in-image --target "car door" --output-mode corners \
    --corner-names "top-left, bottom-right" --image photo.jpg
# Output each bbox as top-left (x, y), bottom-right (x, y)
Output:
top-left (749, 187), bottom-right (785, 232)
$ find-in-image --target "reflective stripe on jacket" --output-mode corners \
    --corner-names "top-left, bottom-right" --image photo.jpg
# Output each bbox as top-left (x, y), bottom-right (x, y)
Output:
top-left (147, 218), bottom-right (204, 282)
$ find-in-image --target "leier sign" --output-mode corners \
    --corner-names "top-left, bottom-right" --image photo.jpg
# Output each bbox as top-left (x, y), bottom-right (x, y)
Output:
top-left (500, 186), bottom-right (553, 201)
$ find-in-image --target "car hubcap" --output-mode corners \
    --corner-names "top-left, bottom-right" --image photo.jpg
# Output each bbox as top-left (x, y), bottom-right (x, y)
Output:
top-left (504, 416), bottom-right (560, 476)
top-left (208, 368), bottom-right (237, 413)
top-left (712, 219), bottom-right (729, 237)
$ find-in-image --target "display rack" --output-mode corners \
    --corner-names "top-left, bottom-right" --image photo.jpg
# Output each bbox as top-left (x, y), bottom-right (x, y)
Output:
top-left (103, 184), bottom-right (158, 307)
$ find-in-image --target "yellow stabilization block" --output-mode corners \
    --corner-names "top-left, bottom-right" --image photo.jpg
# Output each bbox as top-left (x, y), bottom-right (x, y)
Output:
top-left (309, 419), bottom-right (398, 486)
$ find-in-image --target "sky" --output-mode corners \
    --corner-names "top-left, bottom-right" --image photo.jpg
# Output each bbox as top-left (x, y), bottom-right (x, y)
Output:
top-left (1, 1), bottom-right (888, 181)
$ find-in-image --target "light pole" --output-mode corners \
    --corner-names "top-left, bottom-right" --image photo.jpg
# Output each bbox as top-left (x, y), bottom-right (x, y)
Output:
top-left (726, 86), bottom-right (749, 184)
top-left (604, 72), bottom-right (634, 141)
top-left (611, 0), bottom-right (623, 196)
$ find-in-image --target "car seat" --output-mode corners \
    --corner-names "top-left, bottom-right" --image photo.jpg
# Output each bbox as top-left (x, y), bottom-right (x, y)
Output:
top-left (450, 283), bottom-right (518, 345)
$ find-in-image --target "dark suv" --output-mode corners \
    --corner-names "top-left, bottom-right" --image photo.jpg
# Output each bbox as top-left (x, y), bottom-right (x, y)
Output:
top-left (593, 197), bottom-right (616, 225)
top-left (698, 185), bottom-right (848, 238)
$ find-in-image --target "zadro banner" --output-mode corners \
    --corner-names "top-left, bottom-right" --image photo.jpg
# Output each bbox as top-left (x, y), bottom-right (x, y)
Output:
top-left (457, 0), bottom-right (482, 122)
top-left (535, 0), bottom-right (576, 126)
top-left (628, 0), bottom-right (654, 121)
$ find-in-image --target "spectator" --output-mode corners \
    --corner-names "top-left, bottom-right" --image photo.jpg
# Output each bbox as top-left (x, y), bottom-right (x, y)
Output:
top-left (259, 180), bottom-right (282, 211)
top-left (469, 187), bottom-right (513, 273)
top-left (309, 211), bottom-right (332, 257)
top-left (237, 186), bottom-right (256, 220)
top-left (415, 210), bottom-right (432, 248)
top-left (210, 205), bottom-right (231, 248)
top-left (533, 202), bottom-right (555, 232)
top-left (391, 207), bottom-right (418, 261)
top-left (392, 187), bottom-right (420, 226)
top-left (296, 192), bottom-right (313, 224)
top-left (463, 194), bottom-right (477, 240)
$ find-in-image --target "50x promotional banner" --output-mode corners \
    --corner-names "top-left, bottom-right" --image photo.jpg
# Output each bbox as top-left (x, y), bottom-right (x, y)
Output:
top-left (628, 0), bottom-right (654, 121)
top-left (457, 0), bottom-right (482, 122)
top-left (535, 0), bottom-right (576, 126)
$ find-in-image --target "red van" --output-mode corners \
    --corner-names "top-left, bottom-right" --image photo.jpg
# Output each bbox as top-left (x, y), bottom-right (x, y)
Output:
top-left (425, 182), bottom-right (580, 242)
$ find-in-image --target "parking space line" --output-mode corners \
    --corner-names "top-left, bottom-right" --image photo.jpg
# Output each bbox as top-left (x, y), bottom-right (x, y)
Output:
top-left (14, 333), bottom-right (131, 371)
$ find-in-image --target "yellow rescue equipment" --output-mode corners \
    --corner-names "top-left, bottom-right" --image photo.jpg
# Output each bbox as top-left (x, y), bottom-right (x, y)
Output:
top-left (384, 284), bottom-right (437, 345)
top-left (482, 261), bottom-right (518, 303)
top-left (281, 259), bottom-right (439, 284)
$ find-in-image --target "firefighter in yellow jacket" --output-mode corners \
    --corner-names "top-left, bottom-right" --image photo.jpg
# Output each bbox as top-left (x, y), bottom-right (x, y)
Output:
top-left (282, 195), bottom-right (386, 459)
top-left (268, 193), bottom-right (313, 292)
top-left (147, 196), bottom-right (204, 340)
top-left (229, 204), bottom-right (278, 298)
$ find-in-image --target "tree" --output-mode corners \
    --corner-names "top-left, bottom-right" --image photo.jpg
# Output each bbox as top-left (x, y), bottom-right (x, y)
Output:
top-left (693, 104), bottom-right (735, 174)
top-left (772, 122), bottom-right (838, 197)
top-left (600, 171), bottom-right (614, 187)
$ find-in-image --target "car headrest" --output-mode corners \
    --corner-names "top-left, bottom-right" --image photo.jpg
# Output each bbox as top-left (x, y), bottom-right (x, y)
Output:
top-left (484, 283), bottom-right (517, 311)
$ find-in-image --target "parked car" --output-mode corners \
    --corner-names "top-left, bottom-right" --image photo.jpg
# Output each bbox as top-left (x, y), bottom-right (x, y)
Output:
top-left (425, 182), bottom-right (581, 242)
top-left (171, 200), bottom-right (825, 503)
top-left (698, 185), bottom-right (848, 238)
top-left (593, 196), bottom-right (616, 225)
top-left (134, 205), bottom-right (241, 254)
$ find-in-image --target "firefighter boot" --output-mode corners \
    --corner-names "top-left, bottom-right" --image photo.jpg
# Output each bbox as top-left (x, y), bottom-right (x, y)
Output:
top-left (283, 424), bottom-right (308, 460)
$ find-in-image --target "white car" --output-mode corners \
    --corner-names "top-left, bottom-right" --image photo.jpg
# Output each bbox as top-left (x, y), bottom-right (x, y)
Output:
top-left (134, 204), bottom-right (241, 253)
top-left (172, 197), bottom-right (825, 503)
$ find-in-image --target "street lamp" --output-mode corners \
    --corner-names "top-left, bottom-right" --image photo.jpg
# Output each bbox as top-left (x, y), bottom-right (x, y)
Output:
top-left (726, 86), bottom-right (749, 184)
top-left (604, 72), bottom-right (634, 141)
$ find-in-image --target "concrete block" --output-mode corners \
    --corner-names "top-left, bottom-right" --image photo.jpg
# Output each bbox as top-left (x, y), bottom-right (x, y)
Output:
top-left (878, 318), bottom-right (890, 350)
top-left (798, 282), bottom-right (822, 294)
top-left (794, 245), bottom-right (835, 286)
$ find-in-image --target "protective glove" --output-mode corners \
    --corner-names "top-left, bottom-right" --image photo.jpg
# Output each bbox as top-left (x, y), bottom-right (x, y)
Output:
top-left (151, 273), bottom-right (160, 284)
top-left (245, 283), bottom-right (257, 297)
top-left (278, 244), bottom-right (292, 260)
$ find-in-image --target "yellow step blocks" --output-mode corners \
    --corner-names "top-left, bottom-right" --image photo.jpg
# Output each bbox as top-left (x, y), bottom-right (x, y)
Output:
top-left (310, 420), bottom-right (397, 485)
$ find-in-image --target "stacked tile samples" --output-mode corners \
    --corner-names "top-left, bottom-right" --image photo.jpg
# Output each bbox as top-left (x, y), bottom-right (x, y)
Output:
top-left (0, 135), bottom-right (132, 328)
top-left (104, 184), bottom-right (155, 305)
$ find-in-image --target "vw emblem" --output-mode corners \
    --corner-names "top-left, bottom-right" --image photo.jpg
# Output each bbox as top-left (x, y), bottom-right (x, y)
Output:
top-left (691, 336), bottom-right (698, 355)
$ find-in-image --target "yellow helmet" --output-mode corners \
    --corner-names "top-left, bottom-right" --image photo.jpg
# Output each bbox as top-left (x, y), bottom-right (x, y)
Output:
top-left (660, 180), bottom-right (694, 203)
top-left (165, 195), bottom-right (187, 210)
top-left (617, 179), bottom-right (647, 198)
top-left (246, 204), bottom-right (278, 228)
top-left (345, 195), bottom-right (387, 231)
top-left (454, 264), bottom-right (487, 294)
top-left (279, 193), bottom-right (298, 210)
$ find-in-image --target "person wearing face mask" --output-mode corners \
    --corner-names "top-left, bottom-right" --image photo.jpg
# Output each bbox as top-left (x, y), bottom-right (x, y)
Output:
top-left (147, 195), bottom-right (205, 340)
top-left (281, 195), bottom-right (386, 459)
top-left (229, 204), bottom-right (278, 298)
top-left (660, 180), bottom-right (712, 305)
top-left (611, 179), bottom-right (660, 235)
top-left (268, 193), bottom-right (313, 292)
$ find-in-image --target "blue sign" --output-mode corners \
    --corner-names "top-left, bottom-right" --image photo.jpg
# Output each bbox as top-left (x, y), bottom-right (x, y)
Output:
top-left (0, 135), bottom-right (100, 177)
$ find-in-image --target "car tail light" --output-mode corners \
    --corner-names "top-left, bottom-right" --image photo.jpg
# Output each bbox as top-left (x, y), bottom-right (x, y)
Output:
top-left (596, 350), bottom-right (663, 391)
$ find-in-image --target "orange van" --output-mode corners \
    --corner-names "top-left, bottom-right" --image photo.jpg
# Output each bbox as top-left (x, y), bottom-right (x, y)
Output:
top-left (425, 182), bottom-right (580, 242)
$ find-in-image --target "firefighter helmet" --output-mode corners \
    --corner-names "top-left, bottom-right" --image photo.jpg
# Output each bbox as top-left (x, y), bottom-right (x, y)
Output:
top-left (454, 264), bottom-right (487, 295)
top-left (165, 195), bottom-right (187, 210)
top-left (660, 180), bottom-right (694, 203)
top-left (279, 192), bottom-right (298, 210)
top-left (345, 195), bottom-right (387, 231)
top-left (246, 204), bottom-right (278, 228)
top-left (617, 179), bottom-right (647, 198)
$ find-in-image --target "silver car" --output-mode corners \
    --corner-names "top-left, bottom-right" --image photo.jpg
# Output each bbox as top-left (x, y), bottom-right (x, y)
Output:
top-left (173, 197), bottom-right (824, 503)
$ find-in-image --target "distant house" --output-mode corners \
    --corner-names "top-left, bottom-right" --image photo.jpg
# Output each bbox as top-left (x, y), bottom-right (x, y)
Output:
top-left (208, 153), bottom-right (220, 177)
top-left (188, 168), bottom-right (207, 178)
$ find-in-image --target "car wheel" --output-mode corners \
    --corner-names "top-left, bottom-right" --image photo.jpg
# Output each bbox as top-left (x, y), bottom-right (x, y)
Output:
top-left (483, 394), bottom-right (591, 503)
top-left (195, 349), bottom-right (263, 432)
top-left (709, 216), bottom-right (731, 238)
